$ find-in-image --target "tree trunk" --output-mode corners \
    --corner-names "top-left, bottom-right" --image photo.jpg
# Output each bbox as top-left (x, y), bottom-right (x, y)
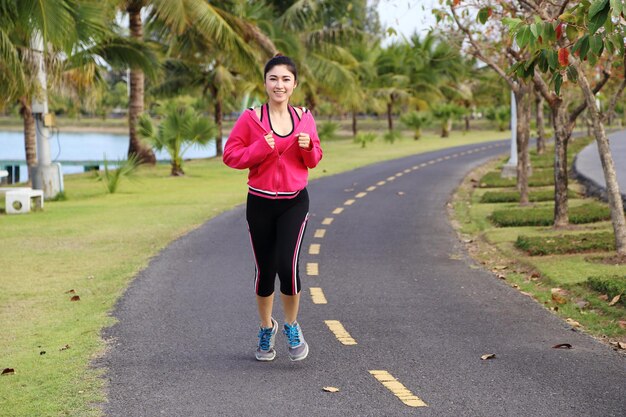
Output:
top-left (441, 119), bottom-right (451, 137)
top-left (387, 98), bottom-right (393, 131)
top-left (552, 102), bottom-right (570, 228)
top-left (535, 87), bottom-right (546, 155)
top-left (215, 96), bottom-right (223, 157)
top-left (127, 7), bottom-right (156, 165)
top-left (576, 62), bottom-right (626, 254)
top-left (464, 112), bottom-right (470, 131)
top-left (352, 111), bottom-right (357, 137)
top-left (19, 97), bottom-right (37, 169)
top-left (515, 87), bottom-right (531, 205)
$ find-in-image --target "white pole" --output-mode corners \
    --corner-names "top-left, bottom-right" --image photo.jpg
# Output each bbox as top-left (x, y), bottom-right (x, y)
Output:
top-left (501, 89), bottom-right (518, 178)
top-left (30, 31), bottom-right (63, 198)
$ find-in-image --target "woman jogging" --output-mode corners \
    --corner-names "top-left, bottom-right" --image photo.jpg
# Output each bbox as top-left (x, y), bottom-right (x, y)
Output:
top-left (223, 55), bottom-right (323, 361)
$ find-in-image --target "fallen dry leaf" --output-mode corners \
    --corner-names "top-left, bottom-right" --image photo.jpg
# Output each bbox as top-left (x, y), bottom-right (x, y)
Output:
top-left (575, 300), bottom-right (590, 309)
top-left (322, 386), bottom-right (340, 393)
top-left (551, 288), bottom-right (569, 305)
top-left (60, 344), bottom-right (70, 351)
top-left (618, 342), bottom-right (626, 350)
top-left (480, 353), bottom-right (496, 360)
top-left (511, 284), bottom-right (520, 289)
top-left (552, 343), bottom-right (573, 349)
top-left (70, 295), bottom-right (80, 302)
top-left (520, 291), bottom-right (534, 297)
top-left (1, 368), bottom-right (15, 375)
top-left (598, 294), bottom-right (609, 301)
top-left (566, 318), bottom-right (581, 328)
top-left (65, 289), bottom-right (75, 294)
top-left (618, 321), bottom-right (626, 330)
top-left (608, 294), bottom-right (622, 306)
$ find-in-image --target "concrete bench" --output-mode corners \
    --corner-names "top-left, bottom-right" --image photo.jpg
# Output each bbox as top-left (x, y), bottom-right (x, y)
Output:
top-left (0, 187), bottom-right (44, 214)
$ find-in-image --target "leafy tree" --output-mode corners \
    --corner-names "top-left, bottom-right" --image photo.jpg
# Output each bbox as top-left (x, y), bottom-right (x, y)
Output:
top-left (432, 103), bottom-right (464, 137)
top-left (400, 111), bottom-right (430, 140)
top-left (138, 100), bottom-right (216, 176)
top-left (499, 0), bottom-right (626, 253)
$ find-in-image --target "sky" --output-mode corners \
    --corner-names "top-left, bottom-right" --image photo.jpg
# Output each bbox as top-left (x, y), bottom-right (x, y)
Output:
top-left (376, 0), bottom-right (437, 44)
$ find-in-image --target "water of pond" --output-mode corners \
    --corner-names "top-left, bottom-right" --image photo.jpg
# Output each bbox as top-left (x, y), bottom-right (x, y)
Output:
top-left (0, 130), bottom-right (218, 181)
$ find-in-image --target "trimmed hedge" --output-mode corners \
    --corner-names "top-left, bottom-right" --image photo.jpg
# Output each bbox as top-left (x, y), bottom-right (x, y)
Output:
top-left (480, 189), bottom-right (578, 203)
top-left (490, 202), bottom-right (611, 227)
top-left (587, 275), bottom-right (626, 306)
top-left (515, 232), bottom-right (614, 255)
top-left (479, 169), bottom-right (554, 188)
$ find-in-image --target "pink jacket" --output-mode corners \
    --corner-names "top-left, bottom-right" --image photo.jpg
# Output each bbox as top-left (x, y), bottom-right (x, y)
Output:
top-left (223, 107), bottom-right (323, 198)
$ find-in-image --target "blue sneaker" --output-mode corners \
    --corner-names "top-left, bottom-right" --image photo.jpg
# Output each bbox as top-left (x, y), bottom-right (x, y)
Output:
top-left (256, 317), bottom-right (278, 361)
top-left (283, 321), bottom-right (309, 361)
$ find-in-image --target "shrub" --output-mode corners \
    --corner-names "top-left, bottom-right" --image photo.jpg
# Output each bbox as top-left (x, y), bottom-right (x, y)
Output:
top-left (400, 111), bottom-right (430, 140)
top-left (587, 275), bottom-right (626, 306)
top-left (480, 189), bottom-right (578, 203)
top-left (490, 202), bottom-right (611, 227)
top-left (353, 132), bottom-right (377, 148)
top-left (318, 121), bottom-right (340, 141)
top-left (94, 154), bottom-right (140, 194)
top-left (479, 169), bottom-right (554, 188)
top-left (515, 232), bottom-right (614, 255)
top-left (383, 130), bottom-right (402, 144)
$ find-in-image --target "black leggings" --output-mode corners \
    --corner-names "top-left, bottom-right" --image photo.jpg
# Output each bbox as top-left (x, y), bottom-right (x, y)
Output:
top-left (246, 189), bottom-right (309, 297)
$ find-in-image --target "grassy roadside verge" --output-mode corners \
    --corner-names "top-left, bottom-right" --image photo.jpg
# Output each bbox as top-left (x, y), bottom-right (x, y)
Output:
top-left (449, 137), bottom-right (626, 351)
top-left (0, 129), bottom-right (509, 417)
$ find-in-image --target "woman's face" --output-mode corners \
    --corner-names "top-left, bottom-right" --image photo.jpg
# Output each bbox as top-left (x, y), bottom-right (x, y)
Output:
top-left (265, 65), bottom-right (297, 105)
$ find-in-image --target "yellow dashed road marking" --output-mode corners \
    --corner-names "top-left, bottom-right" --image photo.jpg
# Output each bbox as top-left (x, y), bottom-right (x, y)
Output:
top-left (396, 172), bottom-right (404, 177)
top-left (369, 370), bottom-right (427, 407)
top-left (403, 168), bottom-right (411, 173)
top-left (310, 287), bottom-right (327, 304)
top-left (452, 153), bottom-right (459, 157)
top-left (387, 176), bottom-right (395, 181)
top-left (366, 186), bottom-right (377, 192)
top-left (355, 192), bottom-right (367, 198)
top-left (333, 207), bottom-right (344, 214)
top-left (377, 181), bottom-right (386, 186)
top-left (314, 229), bottom-right (326, 238)
top-left (306, 263), bottom-right (319, 276)
top-left (322, 217), bottom-right (334, 225)
top-left (444, 155), bottom-right (451, 160)
top-left (420, 163), bottom-right (428, 167)
top-left (428, 160), bottom-right (435, 164)
top-left (309, 244), bottom-right (321, 255)
top-left (344, 199), bottom-right (355, 206)
top-left (436, 158), bottom-right (443, 162)
top-left (324, 320), bottom-right (357, 345)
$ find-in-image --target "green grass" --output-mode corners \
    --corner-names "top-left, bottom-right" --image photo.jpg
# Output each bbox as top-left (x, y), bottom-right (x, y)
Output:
top-left (479, 169), bottom-right (555, 188)
top-left (480, 189), bottom-right (578, 203)
top-left (516, 232), bottom-right (614, 255)
top-left (0, 127), bottom-right (508, 417)
top-left (450, 145), bottom-right (626, 343)
top-left (489, 202), bottom-right (611, 227)
top-left (587, 276), bottom-right (626, 306)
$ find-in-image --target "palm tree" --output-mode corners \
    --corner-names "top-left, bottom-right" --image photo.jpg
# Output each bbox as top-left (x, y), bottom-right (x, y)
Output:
top-left (118, 0), bottom-right (276, 163)
top-left (373, 43), bottom-right (411, 131)
top-left (0, 0), bottom-right (118, 173)
top-left (139, 100), bottom-right (216, 176)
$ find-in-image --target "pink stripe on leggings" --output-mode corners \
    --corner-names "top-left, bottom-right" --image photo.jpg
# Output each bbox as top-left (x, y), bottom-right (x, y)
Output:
top-left (291, 213), bottom-right (309, 295)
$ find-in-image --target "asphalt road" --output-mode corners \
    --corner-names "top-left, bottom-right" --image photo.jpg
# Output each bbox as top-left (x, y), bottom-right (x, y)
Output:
top-left (101, 140), bottom-right (626, 417)
top-left (575, 129), bottom-right (626, 200)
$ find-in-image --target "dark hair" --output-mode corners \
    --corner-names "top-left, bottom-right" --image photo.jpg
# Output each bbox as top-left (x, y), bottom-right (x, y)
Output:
top-left (264, 55), bottom-right (297, 81)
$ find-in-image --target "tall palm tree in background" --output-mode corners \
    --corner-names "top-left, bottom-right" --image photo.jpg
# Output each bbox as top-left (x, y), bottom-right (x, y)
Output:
top-left (120, 0), bottom-right (278, 161)
top-left (0, 0), bottom-right (117, 171)
top-left (374, 43), bottom-right (410, 131)
top-left (148, 0), bottom-right (277, 156)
